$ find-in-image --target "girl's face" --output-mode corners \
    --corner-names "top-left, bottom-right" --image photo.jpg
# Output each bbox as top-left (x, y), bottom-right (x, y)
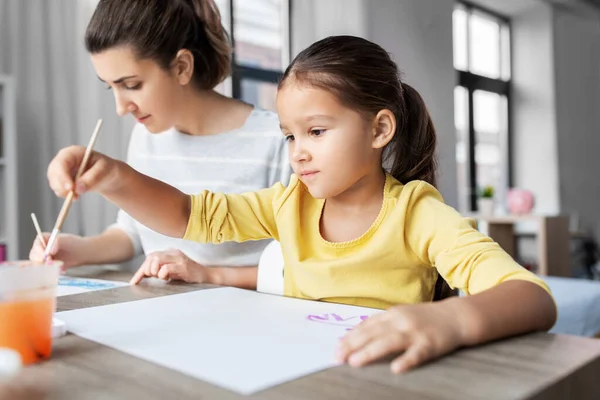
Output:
top-left (90, 45), bottom-right (184, 133)
top-left (276, 80), bottom-right (389, 199)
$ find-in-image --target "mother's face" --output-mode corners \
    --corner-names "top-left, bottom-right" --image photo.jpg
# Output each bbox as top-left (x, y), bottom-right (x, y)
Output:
top-left (90, 45), bottom-right (185, 133)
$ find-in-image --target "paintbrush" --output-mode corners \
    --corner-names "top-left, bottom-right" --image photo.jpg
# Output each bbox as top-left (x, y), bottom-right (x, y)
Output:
top-left (44, 119), bottom-right (103, 261)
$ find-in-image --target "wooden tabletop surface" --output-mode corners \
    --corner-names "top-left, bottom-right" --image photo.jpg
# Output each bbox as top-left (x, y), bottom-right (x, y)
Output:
top-left (5, 270), bottom-right (600, 400)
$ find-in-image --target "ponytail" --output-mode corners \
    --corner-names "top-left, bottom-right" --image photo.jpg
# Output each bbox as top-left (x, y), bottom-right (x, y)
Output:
top-left (385, 83), bottom-right (438, 187)
top-left (280, 36), bottom-right (438, 188)
top-left (280, 35), bottom-right (451, 299)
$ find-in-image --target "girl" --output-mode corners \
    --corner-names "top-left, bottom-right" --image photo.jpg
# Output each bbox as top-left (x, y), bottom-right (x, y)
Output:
top-left (45, 35), bottom-right (556, 373)
top-left (29, 0), bottom-right (290, 288)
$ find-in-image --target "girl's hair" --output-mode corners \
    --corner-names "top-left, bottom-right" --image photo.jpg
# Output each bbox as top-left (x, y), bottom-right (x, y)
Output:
top-left (85, 0), bottom-right (231, 90)
top-left (279, 35), bottom-right (438, 187)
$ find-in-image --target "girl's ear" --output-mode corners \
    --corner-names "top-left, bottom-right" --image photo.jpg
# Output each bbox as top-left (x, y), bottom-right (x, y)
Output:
top-left (372, 109), bottom-right (396, 149)
top-left (172, 49), bottom-right (194, 85)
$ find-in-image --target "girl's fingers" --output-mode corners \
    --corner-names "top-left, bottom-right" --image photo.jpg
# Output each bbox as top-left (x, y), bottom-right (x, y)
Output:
top-left (390, 341), bottom-right (431, 374)
top-left (336, 320), bottom-right (391, 363)
top-left (47, 146), bottom-right (85, 197)
top-left (347, 333), bottom-right (409, 368)
top-left (75, 157), bottom-right (106, 195)
top-left (350, 310), bottom-right (399, 335)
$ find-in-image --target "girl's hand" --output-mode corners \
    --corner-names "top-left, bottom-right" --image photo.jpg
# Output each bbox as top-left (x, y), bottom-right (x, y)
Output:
top-left (130, 249), bottom-right (216, 285)
top-left (335, 301), bottom-right (467, 374)
top-left (47, 145), bottom-right (121, 198)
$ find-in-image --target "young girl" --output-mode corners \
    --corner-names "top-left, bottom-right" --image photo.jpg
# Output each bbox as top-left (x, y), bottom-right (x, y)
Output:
top-left (45, 35), bottom-right (556, 373)
top-left (29, 0), bottom-right (290, 288)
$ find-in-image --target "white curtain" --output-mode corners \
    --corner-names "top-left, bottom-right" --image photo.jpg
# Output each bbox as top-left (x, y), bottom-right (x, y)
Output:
top-left (0, 0), bottom-right (134, 258)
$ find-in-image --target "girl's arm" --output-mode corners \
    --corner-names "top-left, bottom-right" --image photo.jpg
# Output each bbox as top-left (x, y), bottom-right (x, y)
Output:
top-left (403, 181), bottom-right (556, 317)
top-left (48, 146), bottom-right (190, 238)
top-left (336, 181), bottom-right (556, 373)
top-left (336, 279), bottom-right (555, 374)
top-left (449, 279), bottom-right (556, 346)
top-left (47, 146), bottom-right (283, 243)
top-left (103, 160), bottom-right (190, 238)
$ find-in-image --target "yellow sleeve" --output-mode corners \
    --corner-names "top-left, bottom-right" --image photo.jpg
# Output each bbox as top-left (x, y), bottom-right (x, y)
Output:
top-left (183, 181), bottom-right (290, 244)
top-left (404, 182), bottom-right (551, 296)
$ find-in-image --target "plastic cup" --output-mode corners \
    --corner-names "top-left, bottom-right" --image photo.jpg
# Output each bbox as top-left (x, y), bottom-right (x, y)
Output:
top-left (0, 261), bottom-right (61, 365)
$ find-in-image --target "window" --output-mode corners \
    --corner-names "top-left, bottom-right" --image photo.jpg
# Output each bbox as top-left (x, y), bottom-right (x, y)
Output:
top-left (215, 0), bottom-right (290, 111)
top-left (453, 3), bottom-right (511, 213)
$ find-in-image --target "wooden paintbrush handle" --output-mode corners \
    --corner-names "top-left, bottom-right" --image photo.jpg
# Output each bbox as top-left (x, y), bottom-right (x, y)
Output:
top-left (75, 121), bottom-right (102, 179)
top-left (53, 191), bottom-right (76, 232)
top-left (43, 119), bottom-right (103, 261)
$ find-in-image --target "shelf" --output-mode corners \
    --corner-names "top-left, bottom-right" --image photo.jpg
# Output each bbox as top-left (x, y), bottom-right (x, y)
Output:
top-left (0, 76), bottom-right (17, 260)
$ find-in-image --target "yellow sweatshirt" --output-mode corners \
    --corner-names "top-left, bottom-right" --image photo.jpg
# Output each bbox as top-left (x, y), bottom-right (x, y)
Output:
top-left (184, 173), bottom-right (550, 309)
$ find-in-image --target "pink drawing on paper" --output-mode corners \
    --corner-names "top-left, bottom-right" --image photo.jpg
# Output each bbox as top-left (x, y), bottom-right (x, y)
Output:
top-left (306, 313), bottom-right (369, 331)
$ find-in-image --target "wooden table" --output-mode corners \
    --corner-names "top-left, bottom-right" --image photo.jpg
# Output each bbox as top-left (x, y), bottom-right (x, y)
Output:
top-left (6, 271), bottom-right (600, 400)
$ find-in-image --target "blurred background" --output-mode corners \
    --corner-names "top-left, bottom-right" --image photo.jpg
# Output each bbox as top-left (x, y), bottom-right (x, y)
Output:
top-left (0, 0), bottom-right (599, 280)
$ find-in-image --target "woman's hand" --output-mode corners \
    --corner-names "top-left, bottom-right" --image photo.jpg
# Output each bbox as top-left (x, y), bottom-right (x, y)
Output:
top-left (29, 233), bottom-right (89, 270)
top-left (130, 249), bottom-right (216, 285)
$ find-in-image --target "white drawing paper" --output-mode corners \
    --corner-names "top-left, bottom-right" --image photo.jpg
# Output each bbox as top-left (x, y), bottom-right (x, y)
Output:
top-left (56, 287), bottom-right (382, 394)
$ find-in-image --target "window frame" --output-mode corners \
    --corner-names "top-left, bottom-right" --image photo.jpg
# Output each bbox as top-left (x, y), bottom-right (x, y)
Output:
top-left (455, 1), bottom-right (513, 212)
top-left (225, 0), bottom-right (291, 100)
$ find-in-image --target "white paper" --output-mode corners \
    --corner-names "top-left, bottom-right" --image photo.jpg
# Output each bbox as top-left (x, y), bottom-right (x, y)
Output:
top-left (55, 287), bottom-right (382, 394)
top-left (57, 276), bottom-right (128, 297)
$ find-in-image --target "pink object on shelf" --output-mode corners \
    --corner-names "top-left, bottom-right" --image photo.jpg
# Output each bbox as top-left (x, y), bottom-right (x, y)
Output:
top-left (507, 188), bottom-right (535, 215)
top-left (0, 245), bottom-right (6, 262)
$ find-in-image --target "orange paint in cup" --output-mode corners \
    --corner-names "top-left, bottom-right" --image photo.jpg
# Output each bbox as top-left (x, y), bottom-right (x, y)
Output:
top-left (0, 261), bottom-right (61, 364)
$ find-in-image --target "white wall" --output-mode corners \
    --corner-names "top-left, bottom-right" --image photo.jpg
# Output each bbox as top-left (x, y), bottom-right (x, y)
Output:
top-left (291, 0), bottom-right (367, 55)
top-left (366, 0), bottom-right (456, 206)
top-left (512, 4), bottom-right (561, 216)
top-left (512, 2), bottom-right (600, 239)
top-left (0, 0), bottom-right (133, 258)
top-left (553, 7), bottom-right (600, 235)
top-left (291, 0), bottom-right (458, 206)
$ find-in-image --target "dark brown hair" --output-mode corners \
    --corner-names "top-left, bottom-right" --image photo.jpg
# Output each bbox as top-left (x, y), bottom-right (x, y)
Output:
top-left (279, 35), bottom-right (438, 187)
top-left (85, 0), bottom-right (231, 90)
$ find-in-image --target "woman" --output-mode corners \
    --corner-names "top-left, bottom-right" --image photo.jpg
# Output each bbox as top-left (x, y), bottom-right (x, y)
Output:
top-left (29, 0), bottom-right (290, 288)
